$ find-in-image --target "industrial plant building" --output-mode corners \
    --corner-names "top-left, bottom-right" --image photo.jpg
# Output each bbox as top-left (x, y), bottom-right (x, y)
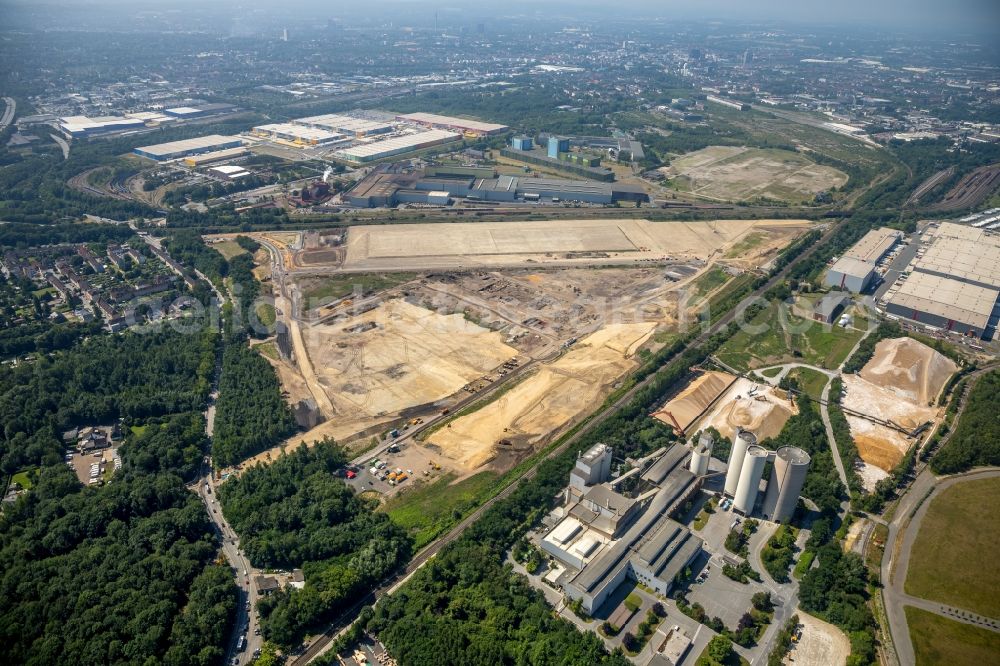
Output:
top-left (345, 165), bottom-right (648, 207)
top-left (540, 443), bottom-right (704, 614)
top-left (824, 227), bottom-right (903, 292)
top-left (882, 222), bottom-right (1000, 338)
top-left (133, 135), bottom-right (245, 161)
top-left (250, 123), bottom-right (346, 146)
top-left (333, 129), bottom-right (461, 164)
top-left (395, 112), bottom-right (508, 136)
top-left (723, 429), bottom-right (810, 522)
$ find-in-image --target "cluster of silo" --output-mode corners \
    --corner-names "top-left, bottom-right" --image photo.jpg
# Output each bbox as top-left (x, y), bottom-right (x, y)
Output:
top-left (722, 428), bottom-right (810, 523)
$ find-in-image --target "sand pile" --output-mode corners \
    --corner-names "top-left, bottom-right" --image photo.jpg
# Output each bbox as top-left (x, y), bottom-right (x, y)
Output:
top-left (859, 337), bottom-right (957, 405)
top-left (686, 377), bottom-right (798, 441)
top-left (652, 371), bottom-right (737, 433)
top-left (428, 322), bottom-right (656, 470)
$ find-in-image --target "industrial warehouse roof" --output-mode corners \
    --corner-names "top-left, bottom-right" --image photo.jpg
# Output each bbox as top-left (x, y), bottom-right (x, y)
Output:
top-left (60, 115), bottom-right (145, 132)
top-left (183, 147), bottom-right (249, 165)
top-left (828, 255), bottom-right (876, 280)
top-left (397, 112), bottom-right (508, 134)
top-left (252, 123), bottom-right (344, 142)
top-left (334, 129), bottom-right (460, 160)
top-left (294, 114), bottom-right (394, 135)
top-left (887, 272), bottom-right (999, 331)
top-left (135, 134), bottom-right (243, 157)
top-left (516, 177), bottom-right (613, 196)
top-left (843, 227), bottom-right (902, 262)
top-left (913, 234), bottom-right (1000, 289)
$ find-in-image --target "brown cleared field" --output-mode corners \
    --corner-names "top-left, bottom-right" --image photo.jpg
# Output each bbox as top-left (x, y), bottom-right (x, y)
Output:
top-left (427, 323), bottom-right (656, 470)
top-left (337, 218), bottom-right (813, 272)
top-left (906, 477), bottom-right (1000, 619)
top-left (905, 606), bottom-right (1000, 666)
top-left (304, 299), bottom-right (517, 419)
top-left (664, 146), bottom-right (847, 203)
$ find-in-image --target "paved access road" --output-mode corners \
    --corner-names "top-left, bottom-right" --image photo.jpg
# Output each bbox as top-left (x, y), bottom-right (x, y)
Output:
top-left (0, 97), bottom-right (15, 130)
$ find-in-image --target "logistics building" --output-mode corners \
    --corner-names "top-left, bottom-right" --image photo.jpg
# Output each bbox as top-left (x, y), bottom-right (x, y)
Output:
top-left (395, 112), bottom-right (508, 136)
top-left (163, 103), bottom-right (236, 118)
top-left (251, 123), bottom-right (346, 146)
top-left (293, 114), bottom-right (394, 138)
top-left (133, 135), bottom-right (245, 161)
top-left (824, 227), bottom-right (903, 293)
top-left (59, 115), bottom-right (145, 137)
top-left (182, 147), bottom-right (249, 166)
top-left (882, 222), bottom-right (1000, 338)
top-left (333, 129), bottom-right (461, 164)
top-left (540, 443), bottom-right (703, 613)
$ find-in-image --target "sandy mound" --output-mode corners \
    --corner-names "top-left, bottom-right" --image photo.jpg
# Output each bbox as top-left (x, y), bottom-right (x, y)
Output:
top-left (860, 337), bottom-right (957, 405)
top-left (841, 373), bottom-right (941, 472)
top-left (687, 377), bottom-right (798, 441)
top-left (428, 323), bottom-right (656, 470)
top-left (653, 371), bottom-right (737, 433)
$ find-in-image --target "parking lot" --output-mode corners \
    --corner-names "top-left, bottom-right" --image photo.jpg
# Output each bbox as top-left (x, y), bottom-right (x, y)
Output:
top-left (343, 438), bottom-right (449, 497)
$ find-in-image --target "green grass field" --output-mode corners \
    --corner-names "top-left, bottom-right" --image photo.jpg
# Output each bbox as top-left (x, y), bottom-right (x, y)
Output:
top-left (725, 232), bottom-right (768, 258)
top-left (211, 240), bottom-right (248, 261)
top-left (382, 471), bottom-right (499, 550)
top-left (687, 268), bottom-right (732, 307)
top-left (302, 272), bottom-right (415, 305)
top-left (253, 341), bottom-right (279, 360)
top-left (716, 301), bottom-right (863, 372)
top-left (905, 477), bottom-right (1000, 618)
top-left (789, 367), bottom-right (829, 401)
top-left (11, 469), bottom-right (37, 490)
top-left (905, 606), bottom-right (1000, 666)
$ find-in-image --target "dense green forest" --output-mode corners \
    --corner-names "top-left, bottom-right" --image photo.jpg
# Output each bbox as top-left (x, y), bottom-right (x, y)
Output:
top-left (0, 412), bottom-right (236, 665)
top-left (218, 444), bottom-right (411, 647)
top-left (0, 326), bottom-right (215, 474)
top-left (212, 337), bottom-right (295, 467)
top-left (368, 542), bottom-right (630, 666)
top-left (0, 222), bottom-right (134, 249)
top-left (798, 531), bottom-right (876, 665)
top-left (0, 319), bottom-right (104, 360)
top-left (931, 370), bottom-right (1000, 473)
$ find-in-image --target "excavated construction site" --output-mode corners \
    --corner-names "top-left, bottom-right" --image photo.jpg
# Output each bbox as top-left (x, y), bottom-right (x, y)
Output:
top-left (238, 219), bottom-right (812, 473)
top-left (841, 337), bottom-right (956, 488)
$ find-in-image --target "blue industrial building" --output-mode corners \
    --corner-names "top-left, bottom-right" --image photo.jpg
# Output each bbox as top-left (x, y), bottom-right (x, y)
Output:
top-left (511, 135), bottom-right (534, 151)
top-left (548, 136), bottom-right (569, 158)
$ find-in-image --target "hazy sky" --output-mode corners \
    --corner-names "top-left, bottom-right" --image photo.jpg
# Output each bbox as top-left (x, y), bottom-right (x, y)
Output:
top-left (4, 0), bottom-right (999, 35)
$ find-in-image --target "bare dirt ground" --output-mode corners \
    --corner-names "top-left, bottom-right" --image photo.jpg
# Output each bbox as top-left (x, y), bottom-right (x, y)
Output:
top-left (842, 338), bottom-right (954, 479)
top-left (305, 299), bottom-right (517, 419)
top-left (426, 322), bottom-right (657, 470)
top-left (664, 146), bottom-right (848, 203)
top-left (686, 377), bottom-right (798, 441)
top-left (335, 218), bottom-right (812, 272)
top-left (785, 612), bottom-right (850, 666)
top-left (652, 371), bottom-right (738, 434)
top-left (859, 337), bottom-right (957, 405)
